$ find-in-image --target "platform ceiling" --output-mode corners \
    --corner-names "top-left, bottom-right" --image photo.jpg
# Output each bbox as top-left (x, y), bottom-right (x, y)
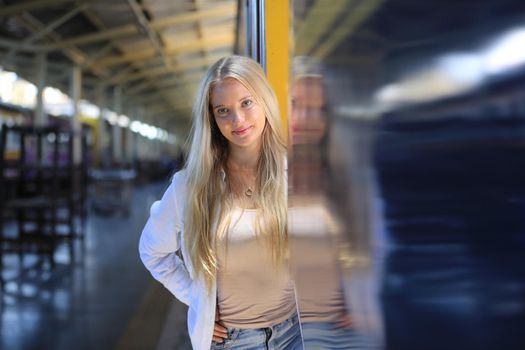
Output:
top-left (0, 0), bottom-right (237, 135)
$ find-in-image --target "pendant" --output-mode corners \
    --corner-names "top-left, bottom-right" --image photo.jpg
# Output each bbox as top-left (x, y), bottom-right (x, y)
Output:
top-left (245, 188), bottom-right (253, 197)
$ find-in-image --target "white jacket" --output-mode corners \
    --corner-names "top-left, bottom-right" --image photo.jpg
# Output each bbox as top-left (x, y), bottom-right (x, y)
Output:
top-left (139, 169), bottom-right (217, 350)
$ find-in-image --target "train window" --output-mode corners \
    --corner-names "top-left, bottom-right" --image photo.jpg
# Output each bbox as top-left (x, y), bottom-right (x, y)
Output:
top-left (289, 1), bottom-right (525, 350)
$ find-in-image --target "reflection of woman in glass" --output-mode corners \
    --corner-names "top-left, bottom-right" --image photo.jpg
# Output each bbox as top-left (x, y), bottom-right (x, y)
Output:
top-left (139, 56), bottom-right (302, 350)
top-left (289, 56), bottom-right (361, 349)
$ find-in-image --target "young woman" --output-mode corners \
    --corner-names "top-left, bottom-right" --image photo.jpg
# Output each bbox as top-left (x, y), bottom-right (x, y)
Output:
top-left (289, 56), bottom-right (362, 350)
top-left (139, 55), bottom-right (302, 350)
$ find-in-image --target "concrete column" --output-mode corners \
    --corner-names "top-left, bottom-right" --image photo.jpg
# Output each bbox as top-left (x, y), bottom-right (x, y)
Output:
top-left (137, 134), bottom-right (143, 159)
top-left (112, 86), bottom-right (122, 165)
top-left (138, 108), bottom-right (147, 160)
top-left (141, 138), bottom-right (146, 159)
top-left (121, 104), bottom-right (131, 165)
top-left (34, 53), bottom-right (47, 126)
top-left (95, 83), bottom-right (108, 167)
top-left (151, 116), bottom-right (161, 160)
top-left (144, 131), bottom-right (152, 160)
top-left (149, 139), bottom-right (155, 159)
top-left (141, 136), bottom-right (147, 159)
top-left (132, 106), bottom-right (143, 163)
top-left (70, 65), bottom-right (82, 164)
top-left (155, 139), bottom-right (161, 159)
top-left (135, 133), bottom-right (141, 160)
top-left (126, 104), bottom-right (136, 165)
top-left (149, 140), bottom-right (155, 159)
top-left (130, 130), bottom-right (137, 165)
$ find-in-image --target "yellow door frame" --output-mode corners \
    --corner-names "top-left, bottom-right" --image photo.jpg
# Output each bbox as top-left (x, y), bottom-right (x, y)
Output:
top-left (265, 0), bottom-right (289, 137)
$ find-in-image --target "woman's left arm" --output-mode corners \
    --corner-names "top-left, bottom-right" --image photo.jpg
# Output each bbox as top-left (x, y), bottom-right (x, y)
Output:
top-left (139, 172), bottom-right (194, 306)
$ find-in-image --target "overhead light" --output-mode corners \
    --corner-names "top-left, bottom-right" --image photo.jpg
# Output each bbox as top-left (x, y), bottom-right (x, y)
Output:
top-left (373, 27), bottom-right (525, 110)
top-left (130, 120), bottom-right (142, 133)
top-left (118, 115), bottom-right (130, 127)
top-left (106, 111), bottom-right (118, 125)
top-left (79, 100), bottom-right (100, 119)
top-left (483, 28), bottom-right (525, 74)
top-left (436, 53), bottom-right (484, 85)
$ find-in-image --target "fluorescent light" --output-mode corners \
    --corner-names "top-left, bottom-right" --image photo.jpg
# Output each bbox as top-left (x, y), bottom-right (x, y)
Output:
top-left (483, 28), bottom-right (525, 74)
top-left (130, 120), bottom-right (142, 133)
top-left (118, 115), bottom-right (130, 127)
top-left (79, 100), bottom-right (100, 119)
top-left (437, 53), bottom-right (484, 85)
top-left (106, 111), bottom-right (118, 125)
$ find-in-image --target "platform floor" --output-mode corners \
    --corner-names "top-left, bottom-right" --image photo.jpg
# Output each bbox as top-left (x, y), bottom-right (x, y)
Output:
top-left (0, 181), bottom-right (191, 350)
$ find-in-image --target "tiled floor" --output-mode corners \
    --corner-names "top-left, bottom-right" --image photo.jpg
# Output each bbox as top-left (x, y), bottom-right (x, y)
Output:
top-left (1, 180), bottom-right (191, 350)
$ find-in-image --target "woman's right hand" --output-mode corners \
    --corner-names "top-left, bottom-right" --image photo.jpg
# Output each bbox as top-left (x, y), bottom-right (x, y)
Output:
top-left (213, 306), bottom-right (228, 343)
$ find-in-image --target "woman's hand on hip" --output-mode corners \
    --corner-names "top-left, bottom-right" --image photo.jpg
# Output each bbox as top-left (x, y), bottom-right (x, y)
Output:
top-left (335, 312), bottom-right (352, 329)
top-left (213, 306), bottom-right (228, 342)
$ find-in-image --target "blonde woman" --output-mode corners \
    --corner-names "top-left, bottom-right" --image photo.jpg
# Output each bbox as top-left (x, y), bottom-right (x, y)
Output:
top-left (139, 56), bottom-right (302, 350)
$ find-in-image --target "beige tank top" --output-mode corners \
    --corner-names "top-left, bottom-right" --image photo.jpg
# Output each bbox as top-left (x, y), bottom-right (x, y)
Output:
top-left (289, 204), bottom-right (348, 323)
top-left (216, 208), bottom-right (296, 328)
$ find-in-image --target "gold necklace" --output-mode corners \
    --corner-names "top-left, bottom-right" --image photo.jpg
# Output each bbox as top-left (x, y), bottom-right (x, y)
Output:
top-left (227, 163), bottom-right (256, 198)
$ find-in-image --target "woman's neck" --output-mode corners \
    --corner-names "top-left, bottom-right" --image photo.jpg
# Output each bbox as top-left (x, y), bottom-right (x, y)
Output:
top-left (228, 142), bottom-right (261, 170)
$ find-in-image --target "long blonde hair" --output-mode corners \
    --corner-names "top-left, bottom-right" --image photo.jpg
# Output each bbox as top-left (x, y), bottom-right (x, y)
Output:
top-left (184, 55), bottom-right (287, 291)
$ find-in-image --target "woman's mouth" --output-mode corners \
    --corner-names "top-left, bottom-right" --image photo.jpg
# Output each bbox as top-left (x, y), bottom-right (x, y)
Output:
top-left (233, 126), bottom-right (252, 135)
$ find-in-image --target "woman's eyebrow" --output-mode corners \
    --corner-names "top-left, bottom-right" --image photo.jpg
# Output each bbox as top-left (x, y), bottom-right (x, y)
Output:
top-left (214, 96), bottom-right (251, 108)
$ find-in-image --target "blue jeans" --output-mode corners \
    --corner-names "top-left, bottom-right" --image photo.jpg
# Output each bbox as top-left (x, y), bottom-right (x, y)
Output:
top-left (301, 322), bottom-right (366, 350)
top-left (210, 312), bottom-right (303, 350)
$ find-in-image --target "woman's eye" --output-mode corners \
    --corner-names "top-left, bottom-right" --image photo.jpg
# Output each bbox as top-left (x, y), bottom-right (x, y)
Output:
top-left (242, 99), bottom-right (253, 107)
top-left (217, 108), bottom-right (229, 115)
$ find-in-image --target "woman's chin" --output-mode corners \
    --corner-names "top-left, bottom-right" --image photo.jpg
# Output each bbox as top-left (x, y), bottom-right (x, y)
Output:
top-left (228, 134), bottom-right (262, 149)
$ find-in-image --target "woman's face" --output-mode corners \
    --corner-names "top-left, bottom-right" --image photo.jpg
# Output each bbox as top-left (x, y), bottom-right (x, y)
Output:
top-left (211, 77), bottom-right (266, 150)
top-left (290, 77), bottom-right (326, 145)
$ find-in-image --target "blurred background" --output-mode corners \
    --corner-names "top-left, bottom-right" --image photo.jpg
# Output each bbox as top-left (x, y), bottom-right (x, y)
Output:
top-left (1, 0), bottom-right (525, 349)
top-left (0, 0), bottom-right (238, 349)
top-left (290, 0), bottom-right (525, 349)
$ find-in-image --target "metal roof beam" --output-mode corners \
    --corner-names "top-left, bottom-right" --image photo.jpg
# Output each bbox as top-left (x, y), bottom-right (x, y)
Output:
top-left (93, 31), bottom-right (232, 67)
top-left (79, 7), bottom-right (182, 115)
top-left (108, 54), bottom-right (223, 84)
top-left (0, 0), bottom-right (89, 17)
top-left (125, 73), bottom-right (202, 96)
top-left (123, 87), bottom-right (192, 104)
top-left (3, 3), bottom-right (86, 61)
top-left (81, 42), bottom-right (114, 69)
top-left (127, 0), bottom-right (172, 69)
top-left (0, 37), bottom-right (39, 51)
top-left (13, 12), bottom-right (106, 76)
top-left (39, 3), bottom-right (236, 49)
top-left (312, 0), bottom-right (383, 59)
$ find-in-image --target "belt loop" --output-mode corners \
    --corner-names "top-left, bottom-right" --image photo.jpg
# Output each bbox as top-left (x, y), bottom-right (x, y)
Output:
top-left (264, 327), bottom-right (273, 350)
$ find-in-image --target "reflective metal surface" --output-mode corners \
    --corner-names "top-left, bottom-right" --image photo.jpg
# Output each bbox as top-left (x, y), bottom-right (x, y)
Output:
top-left (289, 1), bottom-right (525, 349)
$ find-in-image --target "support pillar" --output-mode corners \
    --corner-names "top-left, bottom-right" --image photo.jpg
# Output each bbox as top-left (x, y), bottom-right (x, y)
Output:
top-left (34, 53), bottom-right (47, 126)
top-left (112, 86), bottom-right (122, 165)
top-left (70, 65), bottom-right (82, 164)
top-left (96, 83), bottom-right (108, 167)
top-left (126, 104), bottom-right (137, 166)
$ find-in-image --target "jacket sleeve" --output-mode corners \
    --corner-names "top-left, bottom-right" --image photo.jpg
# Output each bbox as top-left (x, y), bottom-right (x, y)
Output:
top-left (138, 172), bottom-right (193, 306)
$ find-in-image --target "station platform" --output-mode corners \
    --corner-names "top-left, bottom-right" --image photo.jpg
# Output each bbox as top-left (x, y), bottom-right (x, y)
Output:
top-left (0, 180), bottom-right (191, 350)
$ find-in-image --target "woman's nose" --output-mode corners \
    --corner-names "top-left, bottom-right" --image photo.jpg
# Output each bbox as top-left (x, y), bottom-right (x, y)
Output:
top-left (231, 109), bottom-right (245, 124)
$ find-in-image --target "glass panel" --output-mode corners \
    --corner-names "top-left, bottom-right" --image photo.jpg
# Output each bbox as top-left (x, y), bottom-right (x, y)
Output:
top-left (289, 1), bottom-right (525, 349)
